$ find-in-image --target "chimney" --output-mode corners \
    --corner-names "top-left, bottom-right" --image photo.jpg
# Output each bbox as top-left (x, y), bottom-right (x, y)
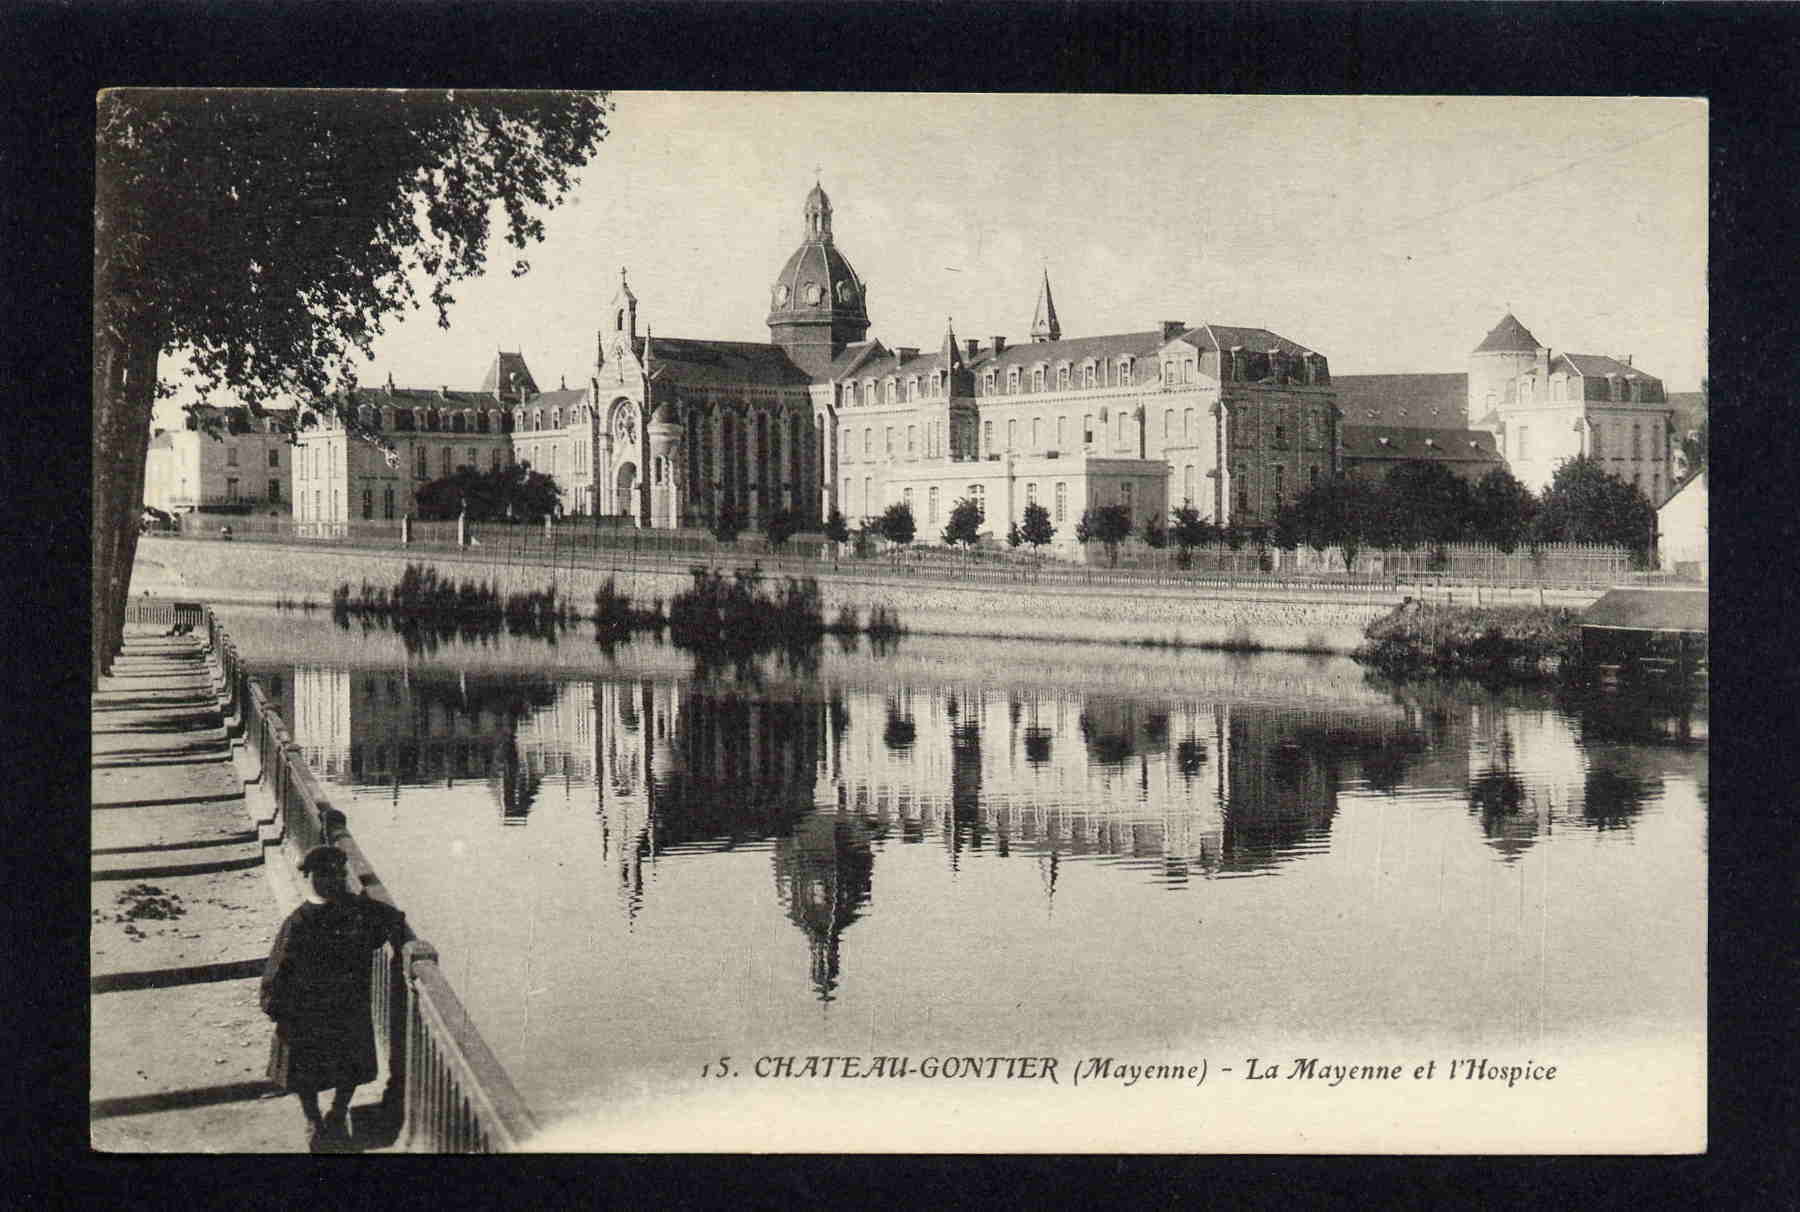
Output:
top-left (990, 336), bottom-right (1006, 355)
top-left (1162, 320), bottom-right (1185, 341)
top-left (965, 338), bottom-right (980, 360)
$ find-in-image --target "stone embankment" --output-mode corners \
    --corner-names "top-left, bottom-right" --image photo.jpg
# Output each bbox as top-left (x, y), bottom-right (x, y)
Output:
top-left (138, 536), bottom-right (1599, 655)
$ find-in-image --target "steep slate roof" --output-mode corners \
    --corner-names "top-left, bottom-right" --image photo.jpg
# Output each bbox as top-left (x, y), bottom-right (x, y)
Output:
top-left (1182, 324), bottom-right (1316, 357)
top-left (526, 388), bottom-right (589, 410)
top-left (480, 351), bottom-right (539, 395)
top-left (1332, 373), bottom-right (1470, 428)
top-left (1556, 353), bottom-right (1659, 382)
top-left (969, 330), bottom-right (1167, 374)
top-left (1340, 425), bottom-right (1503, 464)
top-left (353, 386), bottom-right (496, 407)
top-left (1473, 313), bottom-right (1542, 353)
top-left (825, 340), bottom-right (886, 379)
top-left (1581, 587), bottom-right (1707, 634)
top-left (634, 335), bottom-right (814, 388)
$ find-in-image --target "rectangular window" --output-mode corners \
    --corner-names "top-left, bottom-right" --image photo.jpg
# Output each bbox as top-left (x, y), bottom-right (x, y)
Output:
top-left (314, 490), bottom-right (321, 519)
top-left (907, 425), bottom-right (916, 456)
top-left (1026, 482), bottom-right (1037, 507)
top-left (1007, 419), bottom-right (1016, 450)
top-left (1033, 368), bottom-right (1044, 392)
top-left (903, 486), bottom-right (913, 510)
top-left (1120, 482), bottom-right (1133, 518)
top-left (1184, 408), bottom-right (1195, 441)
top-left (1120, 362), bottom-right (1132, 386)
top-left (1117, 413), bottom-right (1129, 446)
top-left (225, 476), bottom-right (239, 500)
top-left (1008, 369), bottom-right (1019, 394)
top-left (1084, 414), bottom-right (1094, 445)
top-left (1058, 367), bottom-right (1069, 389)
top-left (269, 479), bottom-right (281, 502)
top-left (1031, 417), bottom-right (1041, 449)
top-left (886, 427), bottom-right (894, 455)
top-left (268, 448), bottom-right (280, 468)
top-left (928, 486), bottom-right (939, 523)
top-left (1084, 365), bottom-right (1095, 388)
top-left (863, 477), bottom-right (872, 516)
top-left (863, 428), bottom-right (871, 456)
top-left (984, 420), bottom-right (994, 452)
top-left (1055, 481), bottom-right (1066, 522)
top-left (416, 447), bottom-right (427, 479)
top-left (227, 446), bottom-right (238, 467)
top-left (1057, 416), bottom-right (1067, 448)
top-left (1631, 423), bottom-right (1642, 458)
top-left (1517, 426), bottom-right (1530, 461)
top-left (362, 488), bottom-right (374, 519)
top-left (441, 448), bottom-right (452, 477)
top-left (1164, 409), bottom-right (1174, 439)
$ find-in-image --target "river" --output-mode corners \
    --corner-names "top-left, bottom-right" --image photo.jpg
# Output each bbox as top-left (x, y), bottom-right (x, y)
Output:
top-left (225, 607), bottom-right (1707, 1152)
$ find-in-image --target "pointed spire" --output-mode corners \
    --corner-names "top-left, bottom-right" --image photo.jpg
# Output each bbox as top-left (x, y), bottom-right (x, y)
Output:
top-left (941, 315), bottom-right (964, 369)
top-left (1030, 268), bottom-right (1060, 342)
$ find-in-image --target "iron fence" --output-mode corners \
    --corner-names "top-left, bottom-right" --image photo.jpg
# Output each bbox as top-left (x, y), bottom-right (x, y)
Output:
top-left (205, 607), bottom-right (536, 1151)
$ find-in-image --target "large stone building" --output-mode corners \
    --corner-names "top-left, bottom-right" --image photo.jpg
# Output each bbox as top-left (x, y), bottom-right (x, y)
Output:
top-left (296, 183), bottom-right (1337, 542)
top-left (144, 405), bottom-right (295, 516)
top-left (1334, 313), bottom-right (1681, 505)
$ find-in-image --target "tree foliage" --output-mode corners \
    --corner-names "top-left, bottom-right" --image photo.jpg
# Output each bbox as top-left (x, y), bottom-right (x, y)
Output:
top-left (1469, 466), bottom-right (1536, 553)
top-left (1020, 502), bottom-right (1056, 551)
top-left (93, 89), bottom-right (611, 676)
top-left (1382, 460), bottom-right (1472, 549)
top-left (1076, 503), bottom-right (1133, 566)
top-left (413, 461), bottom-right (561, 522)
top-left (710, 500), bottom-right (744, 545)
top-left (1287, 476), bottom-right (1390, 569)
top-left (1532, 455), bottom-right (1654, 554)
top-left (875, 500), bottom-right (916, 549)
top-left (1169, 504), bottom-right (1214, 566)
top-left (823, 508), bottom-right (851, 546)
top-left (943, 496), bottom-right (984, 549)
top-left (764, 507), bottom-right (801, 551)
top-left (1141, 512), bottom-right (1169, 550)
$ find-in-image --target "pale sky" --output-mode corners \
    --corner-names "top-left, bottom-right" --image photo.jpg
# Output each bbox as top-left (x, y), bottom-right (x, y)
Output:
top-left (158, 93), bottom-right (1708, 427)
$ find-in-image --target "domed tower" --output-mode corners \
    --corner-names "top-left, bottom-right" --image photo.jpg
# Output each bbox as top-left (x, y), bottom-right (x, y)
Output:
top-left (1468, 312), bottom-right (1545, 424)
top-left (767, 181), bottom-right (870, 375)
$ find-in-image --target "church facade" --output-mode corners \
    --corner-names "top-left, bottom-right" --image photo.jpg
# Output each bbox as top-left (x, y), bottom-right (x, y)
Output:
top-left (298, 183), bottom-right (1339, 545)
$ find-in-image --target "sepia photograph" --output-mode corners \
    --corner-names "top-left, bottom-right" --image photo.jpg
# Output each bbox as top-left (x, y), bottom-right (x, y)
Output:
top-left (90, 89), bottom-right (1709, 1154)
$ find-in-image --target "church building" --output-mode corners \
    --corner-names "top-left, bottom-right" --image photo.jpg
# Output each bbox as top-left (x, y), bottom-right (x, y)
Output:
top-left (298, 183), bottom-right (1339, 546)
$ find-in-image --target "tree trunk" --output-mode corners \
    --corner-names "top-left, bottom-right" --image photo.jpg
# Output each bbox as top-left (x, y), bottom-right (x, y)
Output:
top-left (92, 320), bottom-right (160, 681)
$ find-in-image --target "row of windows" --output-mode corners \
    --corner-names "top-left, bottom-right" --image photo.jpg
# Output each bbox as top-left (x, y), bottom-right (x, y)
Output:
top-left (1517, 376), bottom-right (1652, 406)
top-left (982, 358), bottom-right (1136, 396)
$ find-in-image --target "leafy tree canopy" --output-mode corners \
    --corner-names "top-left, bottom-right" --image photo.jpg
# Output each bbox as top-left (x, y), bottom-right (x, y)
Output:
top-left (1469, 466), bottom-right (1537, 552)
top-left (764, 507), bottom-right (801, 550)
top-left (943, 497), bottom-right (984, 549)
top-left (1533, 455), bottom-right (1654, 551)
top-left (875, 500), bottom-right (916, 548)
top-left (1077, 503), bottom-right (1133, 565)
top-left (1169, 504), bottom-right (1214, 553)
top-left (711, 500), bottom-right (744, 544)
top-left (1020, 502), bottom-right (1056, 550)
top-left (415, 461), bottom-right (561, 522)
top-left (1383, 459), bottom-right (1472, 548)
top-left (823, 508), bottom-right (851, 545)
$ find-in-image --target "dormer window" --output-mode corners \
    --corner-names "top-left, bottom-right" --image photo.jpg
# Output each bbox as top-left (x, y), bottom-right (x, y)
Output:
top-left (1119, 359), bottom-right (1132, 386)
top-left (1008, 368), bottom-right (1020, 394)
top-left (1057, 365), bottom-right (1069, 389)
top-left (983, 371), bottom-right (995, 394)
top-left (1032, 367), bottom-right (1044, 392)
top-left (1084, 363), bottom-right (1096, 388)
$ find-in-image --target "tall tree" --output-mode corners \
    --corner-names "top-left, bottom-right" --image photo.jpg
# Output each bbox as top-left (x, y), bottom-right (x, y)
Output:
top-left (1383, 459), bottom-right (1472, 550)
top-left (1169, 504), bottom-right (1212, 567)
top-left (1533, 455), bottom-right (1655, 555)
top-left (1469, 466), bottom-right (1536, 552)
top-left (93, 89), bottom-right (610, 677)
top-left (415, 461), bottom-right (561, 522)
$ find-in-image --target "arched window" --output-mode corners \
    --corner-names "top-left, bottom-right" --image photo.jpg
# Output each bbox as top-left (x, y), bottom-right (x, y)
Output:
top-left (1008, 368), bottom-right (1020, 394)
top-left (1119, 359), bottom-right (1133, 386)
top-left (553, 409), bottom-right (562, 429)
top-left (1084, 362), bottom-right (1095, 388)
top-left (534, 410), bottom-right (544, 430)
top-left (1057, 365), bottom-right (1069, 390)
top-left (983, 371), bottom-right (995, 394)
top-left (1032, 367), bottom-right (1044, 392)
top-left (383, 486), bottom-right (395, 519)
top-left (362, 488), bottom-right (373, 519)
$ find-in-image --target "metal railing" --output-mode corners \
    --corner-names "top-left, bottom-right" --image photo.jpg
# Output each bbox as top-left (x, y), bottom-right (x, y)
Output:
top-left (202, 606), bottom-right (537, 1152)
top-left (123, 599), bottom-right (206, 630)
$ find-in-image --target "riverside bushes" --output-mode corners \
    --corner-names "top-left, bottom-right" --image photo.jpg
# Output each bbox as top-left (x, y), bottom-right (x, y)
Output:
top-left (332, 563), bottom-right (576, 651)
top-left (1355, 602), bottom-right (1584, 681)
top-left (667, 565), bottom-right (832, 652)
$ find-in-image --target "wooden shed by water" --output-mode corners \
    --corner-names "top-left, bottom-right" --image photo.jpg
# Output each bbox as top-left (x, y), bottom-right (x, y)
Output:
top-left (1580, 587), bottom-right (1708, 681)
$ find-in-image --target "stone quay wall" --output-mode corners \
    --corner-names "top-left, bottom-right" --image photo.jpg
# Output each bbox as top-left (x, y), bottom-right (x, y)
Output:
top-left (134, 536), bottom-right (1596, 655)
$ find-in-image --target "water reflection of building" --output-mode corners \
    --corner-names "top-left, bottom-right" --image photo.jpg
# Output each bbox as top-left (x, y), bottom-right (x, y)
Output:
top-left (279, 666), bottom-right (591, 823)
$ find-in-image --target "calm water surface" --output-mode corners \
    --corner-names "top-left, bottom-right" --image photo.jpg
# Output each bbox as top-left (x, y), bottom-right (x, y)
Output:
top-left (228, 609), bottom-right (1707, 1130)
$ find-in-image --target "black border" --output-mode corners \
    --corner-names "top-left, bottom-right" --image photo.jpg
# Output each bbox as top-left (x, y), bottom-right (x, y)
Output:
top-left (12, 2), bottom-right (1795, 1204)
